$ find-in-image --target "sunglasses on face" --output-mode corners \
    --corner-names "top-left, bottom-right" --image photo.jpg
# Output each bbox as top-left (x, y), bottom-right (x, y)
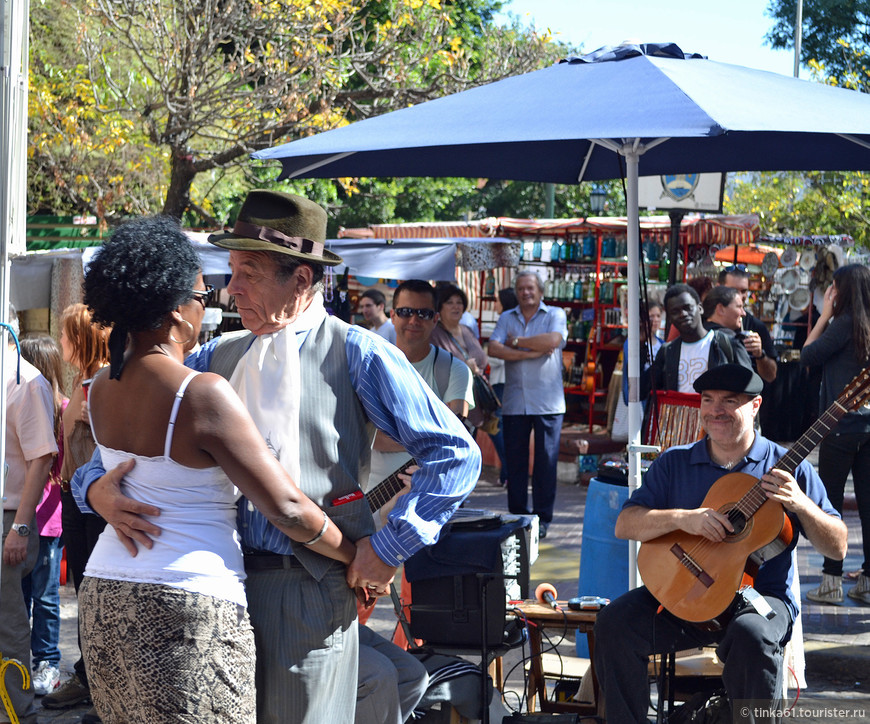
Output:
top-left (191, 284), bottom-right (216, 307)
top-left (394, 307), bottom-right (436, 320)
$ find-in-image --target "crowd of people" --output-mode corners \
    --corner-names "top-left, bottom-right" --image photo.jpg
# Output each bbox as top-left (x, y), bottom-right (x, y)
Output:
top-left (0, 189), bottom-right (864, 724)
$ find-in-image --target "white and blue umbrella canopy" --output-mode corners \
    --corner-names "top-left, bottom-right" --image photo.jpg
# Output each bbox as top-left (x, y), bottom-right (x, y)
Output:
top-left (254, 44), bottom-right (870, 587)
top-left (256, 43), bottom-right (870, 182)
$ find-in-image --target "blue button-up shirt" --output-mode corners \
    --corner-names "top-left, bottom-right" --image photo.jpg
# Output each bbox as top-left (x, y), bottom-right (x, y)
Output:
top-left (489, 301), bottom-right (568, 415)
top-left (74, 325), bottom-right (480, 568)
top-left (625, 434), bottom-right (839, 619)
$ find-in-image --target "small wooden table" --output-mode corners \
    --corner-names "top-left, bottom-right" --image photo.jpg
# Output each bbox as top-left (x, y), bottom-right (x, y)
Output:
top-left (513, 600), bottom-right (601, 717)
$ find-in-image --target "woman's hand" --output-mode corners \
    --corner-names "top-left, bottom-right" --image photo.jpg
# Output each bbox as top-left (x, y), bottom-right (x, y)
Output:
top-left (821, 284), bottom-right (837, 320)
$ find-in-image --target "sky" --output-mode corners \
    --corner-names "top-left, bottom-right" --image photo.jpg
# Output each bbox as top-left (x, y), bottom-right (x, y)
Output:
top-left (496, 0), bottom-right (799, 77)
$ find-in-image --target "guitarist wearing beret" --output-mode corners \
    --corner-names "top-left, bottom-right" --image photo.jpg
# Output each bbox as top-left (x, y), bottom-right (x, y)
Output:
top-left (594, 364), bottom-right (849, 723)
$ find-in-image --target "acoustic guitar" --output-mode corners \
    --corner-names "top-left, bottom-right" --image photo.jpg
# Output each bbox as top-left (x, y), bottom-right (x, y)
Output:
top-left (637, 367), bottom-right (870, 625)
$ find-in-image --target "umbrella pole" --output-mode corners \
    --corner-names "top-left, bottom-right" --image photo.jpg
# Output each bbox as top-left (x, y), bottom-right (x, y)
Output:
top-left (625, 148), bottom-right (643, 590)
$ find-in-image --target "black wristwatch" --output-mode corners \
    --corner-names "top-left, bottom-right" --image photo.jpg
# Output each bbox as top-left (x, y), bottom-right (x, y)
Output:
top-left (11, 523), bottom-right (30, 537)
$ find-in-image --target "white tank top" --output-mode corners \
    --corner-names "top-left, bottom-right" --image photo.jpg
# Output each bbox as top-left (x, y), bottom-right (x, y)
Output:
top-left (85, 372), bottom-right (247, 607)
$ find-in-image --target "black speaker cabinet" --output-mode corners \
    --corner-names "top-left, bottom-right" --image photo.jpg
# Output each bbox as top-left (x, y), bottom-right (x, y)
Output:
top-left (405, 513), bottom-right (533, 648)
top-left (410, 569), bottom-right (506, 647)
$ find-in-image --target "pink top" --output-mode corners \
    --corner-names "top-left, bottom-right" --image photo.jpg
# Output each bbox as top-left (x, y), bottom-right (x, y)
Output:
top-left (35, 398), bottom-right (67, 537)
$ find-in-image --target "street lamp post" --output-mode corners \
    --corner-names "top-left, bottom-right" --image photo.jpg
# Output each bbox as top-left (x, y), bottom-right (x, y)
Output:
top-left (589, 184), bottom-right (607, 215)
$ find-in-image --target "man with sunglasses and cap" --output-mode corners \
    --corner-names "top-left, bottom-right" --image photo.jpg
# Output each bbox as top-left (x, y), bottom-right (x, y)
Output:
top-left (594, 364), bottom-right (845, 723)
top-left (73, 191), bottom-right (480, 724)
top-left (488, 270), bottom-right (568, 539)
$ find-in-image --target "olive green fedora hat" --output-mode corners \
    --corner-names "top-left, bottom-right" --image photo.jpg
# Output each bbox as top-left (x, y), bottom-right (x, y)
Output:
top-left (208, 189), bottom-right (342, 266)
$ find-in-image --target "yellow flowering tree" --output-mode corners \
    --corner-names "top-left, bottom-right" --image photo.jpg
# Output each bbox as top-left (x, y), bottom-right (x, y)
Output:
top-left (29, 0), bottom-right (555, 224)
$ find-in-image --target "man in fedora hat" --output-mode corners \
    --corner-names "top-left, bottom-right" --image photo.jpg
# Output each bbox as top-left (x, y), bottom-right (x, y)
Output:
top-left (74, 190), bottom-right (481, 724)
top-left (594, 364), bottom-right (845, 723)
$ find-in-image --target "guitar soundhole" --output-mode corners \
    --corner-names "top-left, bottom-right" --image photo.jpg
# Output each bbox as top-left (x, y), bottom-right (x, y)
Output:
top-left (726, 509), bottom-right (747, 536)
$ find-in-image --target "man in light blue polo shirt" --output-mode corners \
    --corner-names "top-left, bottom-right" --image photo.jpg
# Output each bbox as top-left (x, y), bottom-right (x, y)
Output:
top-left (488, 270), bottom-right (568, 537)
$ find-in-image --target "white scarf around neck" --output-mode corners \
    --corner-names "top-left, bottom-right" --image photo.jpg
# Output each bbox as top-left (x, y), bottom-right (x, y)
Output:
top-left (229, 292), bottom-right (328, 483)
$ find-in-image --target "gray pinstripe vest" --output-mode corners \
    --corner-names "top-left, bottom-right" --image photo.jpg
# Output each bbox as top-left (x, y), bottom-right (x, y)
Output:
top-left (210, 316), bottom-right (376, 580)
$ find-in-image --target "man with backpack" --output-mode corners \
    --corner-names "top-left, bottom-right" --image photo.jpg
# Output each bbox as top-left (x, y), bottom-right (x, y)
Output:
top-left (641, 283), bottom-right (753, 400)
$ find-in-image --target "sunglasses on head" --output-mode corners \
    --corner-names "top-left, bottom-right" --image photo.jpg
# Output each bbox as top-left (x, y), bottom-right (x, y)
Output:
top-left (724, 264), bottom-right (747, 273)
top-left (191, 284), bottom-right (216, 307)
top-left (394, 307), bottom-right (435, 320)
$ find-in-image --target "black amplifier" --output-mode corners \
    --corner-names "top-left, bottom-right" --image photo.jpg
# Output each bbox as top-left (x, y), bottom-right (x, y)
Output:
top-left (405, 512), bottom-right (535, 648)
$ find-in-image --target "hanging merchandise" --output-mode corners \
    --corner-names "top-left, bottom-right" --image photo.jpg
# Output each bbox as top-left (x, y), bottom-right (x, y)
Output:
top-left (658, 249), bottom-right (670, 283)
top-left (583, 234), bottom-right (596, 261)
top-left (532, 236), bottom-right (543, 260)
top-left (484, 270), bottom-right (496, 296)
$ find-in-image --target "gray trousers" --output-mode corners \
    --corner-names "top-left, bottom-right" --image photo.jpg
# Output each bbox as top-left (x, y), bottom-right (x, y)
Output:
top-left (1, 511), bottom-right (39, 724)
top-left (594, 586), bottom-right (792, 723)
top-left (356, 625), bottom-right (428, 724)
top-left (245, 563), bottom-right (358, 724)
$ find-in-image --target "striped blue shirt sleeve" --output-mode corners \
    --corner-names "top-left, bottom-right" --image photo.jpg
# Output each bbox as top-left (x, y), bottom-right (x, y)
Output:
top-left (346, 327), bottom-right (481, 567)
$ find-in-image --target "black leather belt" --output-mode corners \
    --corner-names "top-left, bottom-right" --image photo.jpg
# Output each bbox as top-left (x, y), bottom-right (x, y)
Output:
top-left (243, 553), bottom-right (304, 572)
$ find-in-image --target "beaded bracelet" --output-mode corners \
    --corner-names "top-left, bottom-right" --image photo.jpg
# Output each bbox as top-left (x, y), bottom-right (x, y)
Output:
top-left (303, 510), bottom-right (329, 546)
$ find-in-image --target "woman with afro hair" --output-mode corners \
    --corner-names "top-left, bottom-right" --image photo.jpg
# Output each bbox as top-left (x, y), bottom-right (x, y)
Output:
top-left (78, 216), bottom-right (357, 723)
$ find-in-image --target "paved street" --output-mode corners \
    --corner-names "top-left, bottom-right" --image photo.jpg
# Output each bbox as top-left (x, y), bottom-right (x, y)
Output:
top-left (36, 451), bottom-right (870, 723)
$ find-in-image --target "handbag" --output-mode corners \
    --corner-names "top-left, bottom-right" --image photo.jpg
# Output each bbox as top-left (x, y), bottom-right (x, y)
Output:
top-left (472, 372), bottom-right (501, 417)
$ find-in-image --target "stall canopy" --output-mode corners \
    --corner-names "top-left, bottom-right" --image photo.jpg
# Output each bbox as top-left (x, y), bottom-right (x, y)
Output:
top-left (342, 213), bottom-right (760, 244)
top-left (713, 244), bottom-right (782, 266)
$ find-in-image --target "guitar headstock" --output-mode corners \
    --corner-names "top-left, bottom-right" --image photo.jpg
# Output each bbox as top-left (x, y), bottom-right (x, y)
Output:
top-left (838, 367), bottom-right (870, 413)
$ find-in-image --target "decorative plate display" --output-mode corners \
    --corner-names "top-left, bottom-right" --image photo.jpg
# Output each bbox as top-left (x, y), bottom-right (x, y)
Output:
top-left (761, 252), bottom-right (779, 277)
top-left (780, 246), bottom-right (798, 267)
top-left (788, 286), bottom-right (810, 311)
top-left (799, 249), bottom-right (817, 271)
top-left (781, 268), bottom-right (800, 293)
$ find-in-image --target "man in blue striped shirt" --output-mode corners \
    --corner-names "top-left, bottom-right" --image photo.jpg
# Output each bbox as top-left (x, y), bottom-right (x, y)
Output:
top-left (73, 191), bottom-right (480, 724)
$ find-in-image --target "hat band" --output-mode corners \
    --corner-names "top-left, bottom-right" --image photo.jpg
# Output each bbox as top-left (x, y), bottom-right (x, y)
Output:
top-left (233, 220), bottom-right (325, 257)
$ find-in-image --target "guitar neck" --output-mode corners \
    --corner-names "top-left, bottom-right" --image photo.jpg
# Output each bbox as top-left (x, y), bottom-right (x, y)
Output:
top-left (366, 458), bottom-right (418, 513)
top-left (773, 402), bottom-right (849, 477)
top-left (740, 391), bottom-right (859, 521)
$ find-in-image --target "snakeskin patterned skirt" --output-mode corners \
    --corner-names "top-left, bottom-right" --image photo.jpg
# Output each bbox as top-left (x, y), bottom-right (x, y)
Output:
top-left (80, 577), bottom-right (256, 723)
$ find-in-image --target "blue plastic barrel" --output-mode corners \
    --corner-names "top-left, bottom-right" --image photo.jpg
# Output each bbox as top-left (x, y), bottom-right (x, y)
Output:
top-left (576, 477), bottom-right (629, 657)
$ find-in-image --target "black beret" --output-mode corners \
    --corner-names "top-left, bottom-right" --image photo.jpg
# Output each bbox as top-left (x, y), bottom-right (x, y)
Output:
top-left (693, 364), bottom-right (763, 395)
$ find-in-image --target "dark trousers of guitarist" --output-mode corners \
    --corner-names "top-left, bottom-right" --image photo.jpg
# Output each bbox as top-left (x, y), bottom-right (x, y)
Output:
top-left (595, 586), bottom-right (791, 723)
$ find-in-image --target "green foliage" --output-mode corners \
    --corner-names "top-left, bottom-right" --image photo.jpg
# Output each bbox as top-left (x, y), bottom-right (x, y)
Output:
top-left (737, 4), bottom-right (870, 246)
top-left (27, 0), bottom-right (562, 225)
top-left (724, 171), bottom-right (869, 245)
top-left (765, 0), bottom-right (870, 90)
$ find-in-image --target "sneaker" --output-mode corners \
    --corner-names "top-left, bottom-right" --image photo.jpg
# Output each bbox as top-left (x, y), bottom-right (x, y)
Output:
top-left (847, 574), bottom-right (870, 605)
top-left (81, 706), bottom-right (102, 724)
top-left (806, 572), bottom-right (844, 604)
top-left (41, 673), bottom-right (91, 709)
top-left (31, 661), bottom-right (61, 696)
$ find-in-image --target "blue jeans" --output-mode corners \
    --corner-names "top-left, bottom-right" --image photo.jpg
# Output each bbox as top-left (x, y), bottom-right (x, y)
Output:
top-left (22, 535), bottom-right (63, 665)
top-left (503, 413), bottom-right (563, 523)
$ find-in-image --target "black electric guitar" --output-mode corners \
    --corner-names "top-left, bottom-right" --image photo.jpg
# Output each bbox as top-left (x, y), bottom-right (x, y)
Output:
top-left (366, 459), bottom-right (418, 513)
top-left (637, 367), bottom-right (870, 625)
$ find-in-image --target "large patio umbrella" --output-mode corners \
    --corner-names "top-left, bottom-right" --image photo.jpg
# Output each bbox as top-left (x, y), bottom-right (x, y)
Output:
top-left (254, 42), bottom-right (870, 581)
